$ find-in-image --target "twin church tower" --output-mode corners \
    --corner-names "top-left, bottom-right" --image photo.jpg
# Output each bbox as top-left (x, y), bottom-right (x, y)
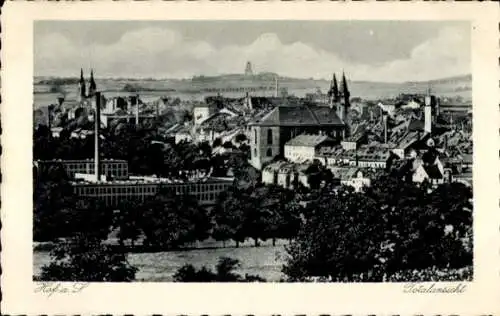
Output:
top-left (77, 68), bottom-right (97, 102)
top-left (327, 72), bottom-right (351, 135)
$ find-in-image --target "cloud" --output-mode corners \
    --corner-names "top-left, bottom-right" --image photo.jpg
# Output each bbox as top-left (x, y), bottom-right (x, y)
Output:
top-left (34, 25), bottom-right (470, 82)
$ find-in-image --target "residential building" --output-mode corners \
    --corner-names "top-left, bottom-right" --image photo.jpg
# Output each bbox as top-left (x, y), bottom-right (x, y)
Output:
top-left (339, 168), bottom-right (371, 192)
top-left (262, 161), bottom-right (309, 189)
top-left (193, 103), bottom-right (218, 125)
top-left (284, 134), bottom-right (332, 163)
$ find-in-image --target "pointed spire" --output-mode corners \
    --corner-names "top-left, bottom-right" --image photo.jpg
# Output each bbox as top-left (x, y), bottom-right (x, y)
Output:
top-left (78, 68), bottom-right (86, 98)
top-left (88, 69), bottom-right (97, 97)
top-left (327, 73), bottom-right (340, 104)
top-left (332, 73), bottom-right (339, 102)
top-left (90, 69), bottom-right (97, 90)
top-left (341, 71), bottom-right (351, 97)
top-left (341, 71), bottom-right (350, 101)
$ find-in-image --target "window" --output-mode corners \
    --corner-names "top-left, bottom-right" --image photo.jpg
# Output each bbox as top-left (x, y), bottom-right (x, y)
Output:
top-left (254, 129), bottom-right (258, 144)
top-left (267, 129), bottom-right (273, 145)
top-left (254, 148), bottom-right (257, 157)
top-left (266, 148), bottom-right (272, 157)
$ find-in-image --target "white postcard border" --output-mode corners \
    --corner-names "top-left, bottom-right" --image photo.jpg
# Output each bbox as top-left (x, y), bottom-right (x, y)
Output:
top-left (1, 1), bottom-right (499, 314)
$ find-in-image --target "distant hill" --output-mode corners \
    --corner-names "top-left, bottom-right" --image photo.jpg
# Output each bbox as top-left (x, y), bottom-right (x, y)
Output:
top-left (33, 73), bottom-right (472, 108)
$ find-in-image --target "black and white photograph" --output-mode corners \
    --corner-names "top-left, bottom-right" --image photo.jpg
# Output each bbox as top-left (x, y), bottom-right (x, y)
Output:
top-left (32, 20), bottom-right (474, 283)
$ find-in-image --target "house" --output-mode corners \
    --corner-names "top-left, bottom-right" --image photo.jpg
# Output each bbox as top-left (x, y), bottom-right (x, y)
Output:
top-left (193, 103), bottom-right (218, 125)
top-left (340, 168), bottom-right (371, 192)
top-left (390, 150), bottom-right (447, 186)
top-left (261, 161), bottom-right (309, 189)
top-left (174, 126), bottom-right (193, 144)
top-left (284, 134), bottom-right (332, 163)
top-left (50, 127), bottom-right (63, 138)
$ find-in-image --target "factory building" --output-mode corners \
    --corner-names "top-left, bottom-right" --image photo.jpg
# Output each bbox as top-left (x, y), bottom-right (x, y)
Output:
top-left (35, 159), bottom-right (129, 180)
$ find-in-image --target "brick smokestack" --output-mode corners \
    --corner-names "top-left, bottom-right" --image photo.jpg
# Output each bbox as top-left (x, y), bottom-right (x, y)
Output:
top-left (95, 91), bottom-right (101, 181)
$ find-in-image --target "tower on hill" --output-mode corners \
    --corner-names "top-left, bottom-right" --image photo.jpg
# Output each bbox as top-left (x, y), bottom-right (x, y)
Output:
top-left (245, 61), bottom-right (253, 76)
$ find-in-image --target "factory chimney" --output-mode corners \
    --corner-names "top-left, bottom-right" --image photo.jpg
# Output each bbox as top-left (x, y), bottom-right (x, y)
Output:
top-left (94, 91), bottom-right (101, 181)
top-left (135, 94), bottom-right (140, 127)
top-left (274, 76), bottom-right (279, 98)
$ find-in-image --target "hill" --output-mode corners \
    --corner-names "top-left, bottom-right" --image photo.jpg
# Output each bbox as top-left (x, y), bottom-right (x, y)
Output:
top-left (33, 73), bottom-right (472, 108)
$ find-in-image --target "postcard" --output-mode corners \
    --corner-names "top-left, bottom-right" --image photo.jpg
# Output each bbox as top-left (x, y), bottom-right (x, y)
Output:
top-left (1, 1), bottom-right (499, 314)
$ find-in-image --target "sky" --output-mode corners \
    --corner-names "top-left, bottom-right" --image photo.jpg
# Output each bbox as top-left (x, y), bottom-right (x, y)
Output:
top-left (34, 20), bottom-right (471, 82)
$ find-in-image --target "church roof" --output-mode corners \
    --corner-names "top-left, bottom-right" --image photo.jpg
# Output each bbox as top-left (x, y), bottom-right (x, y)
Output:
top-left (250, 105), bottom-right (344, 127)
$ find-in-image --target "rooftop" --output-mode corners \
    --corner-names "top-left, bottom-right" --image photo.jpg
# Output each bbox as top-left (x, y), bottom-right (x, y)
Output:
top-left (250, 105), bottom-right (344, 127)
top-left (36, 158), bottom-right (127, 163)
top-left (285, 134), bottom-right (332, 147)
top-left (71, 176), bottom-right (234, 186)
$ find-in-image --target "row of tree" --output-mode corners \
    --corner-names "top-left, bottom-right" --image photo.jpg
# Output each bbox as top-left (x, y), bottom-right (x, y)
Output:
top-left (34, 164), bottom-right (298, 250)
top-left (35, 163), bottom-right (472, 282)
top-left (283, 176), bottom-right (473, 281)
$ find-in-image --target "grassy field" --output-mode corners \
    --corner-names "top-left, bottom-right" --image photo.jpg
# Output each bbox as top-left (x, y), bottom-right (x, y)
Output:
top-left (34, 241), bottom-right (288, 282)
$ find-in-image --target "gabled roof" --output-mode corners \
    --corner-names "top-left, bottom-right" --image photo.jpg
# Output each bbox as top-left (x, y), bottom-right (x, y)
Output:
top-left (285, 134), bottom-right (332, 147)
top-left (250, 105), bottom-right (344, 127)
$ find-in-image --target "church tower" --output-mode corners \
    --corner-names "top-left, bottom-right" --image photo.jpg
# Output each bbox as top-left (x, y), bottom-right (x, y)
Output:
top-left (339, 72), bottom-right (351, 137)
top-left (78, 68), bottom-right (87, 103)
top-left (88, 69), bottom-right (97, 97)
top-left (328, 73), bottom-right (340, 107)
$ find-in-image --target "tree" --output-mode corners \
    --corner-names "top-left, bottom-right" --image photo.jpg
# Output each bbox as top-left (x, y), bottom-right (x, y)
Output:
top-left (305, 159), bottom-right (333, 190)
top-left (283, 175), bottom-right (473, 282)
top-left (140, 189), bottom-right (211, 249)
top-left (283, 185), bottom-right (380, 281)
top-left (173, 257), bottom-right (266, 282)
top-left (114, 200), bottom-right (143, 247)
top-left (40, 234), bottom-right (137, 282)
top-left (235, 133), bottom-right (247, 143)
top-left (212, 188), bottom-right (247, 247)
top-left (259, 185), bottom-right (296, 246)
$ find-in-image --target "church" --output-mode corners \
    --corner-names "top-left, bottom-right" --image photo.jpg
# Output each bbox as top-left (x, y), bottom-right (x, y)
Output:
top-left (77, 68), bottom-right (97, 103)
top-left (249, 72), bottom-right (352, 169)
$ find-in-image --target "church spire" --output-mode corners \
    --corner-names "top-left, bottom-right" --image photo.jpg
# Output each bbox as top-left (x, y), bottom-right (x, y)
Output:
top-left (341, 71), bottom-right (350, 103)
top-left (332, 73), bottom-right (339, 102)
top-left (327, 73), bottom-right (340, 106)
top-left (78, 68), bottom-right (86, 99)
top-left (88, 69), bottom-right (97, 97)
